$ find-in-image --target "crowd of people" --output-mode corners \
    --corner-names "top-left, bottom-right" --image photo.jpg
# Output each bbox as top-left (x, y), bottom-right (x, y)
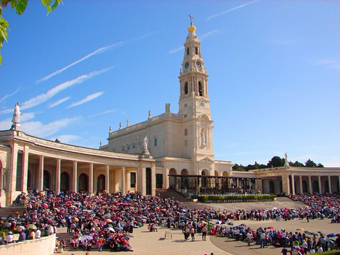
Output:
top-left (0, 190), bottom-right (339, 254)
top-left (290, 193), bottom-right (340, 223)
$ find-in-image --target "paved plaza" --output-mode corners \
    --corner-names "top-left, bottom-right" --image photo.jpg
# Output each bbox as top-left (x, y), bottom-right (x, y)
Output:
top-left (57, 198), bottom-right (339, 255)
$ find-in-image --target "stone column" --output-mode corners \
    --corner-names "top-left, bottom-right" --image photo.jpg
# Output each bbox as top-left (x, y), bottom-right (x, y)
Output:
top-left (286, 174), bottom-right (291, 195)
top-left (256, 179), bottom-right (262, 194)
top-left (89, 163), bottom-right (93, 195)
top-left (328, 176), bottom-right (332, 194)
top-left (291, 174), bottom-right (295, 195)
top-left (151, 164), bottom-right (156, 196)
top-left (73, 161), bottom-right (77, 192)
top-left (318, 176), bottom-right (322, 193)
top-left (137, 166), bottom-right (145, 195)
top-left (38, 156), bottom-right (44, 191)
top-left (163, 168), bottom-right (169, 190)
top-left (55, 159), bottom-right (61, 194)
top-left (9, 143), bottom-right (18, 201)
top-left (299, 175), bottom-right (303, 194)
top-left (126, 171), bottom-right (131, 192)
top-left (121, 166), bottom-right (125, 195)
top-left (105, 165), bottom-right (110, 193)
top-left (308, 176), bottom-right (312, 194)
top-left (22, 145), bottom-right (29, 192)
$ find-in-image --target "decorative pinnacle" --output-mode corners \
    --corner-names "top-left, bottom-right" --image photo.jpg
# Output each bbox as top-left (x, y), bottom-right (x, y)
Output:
top-left (188, 14), bottom-right (196, 32)
top-left (189, 14), bottom-right (194, 25)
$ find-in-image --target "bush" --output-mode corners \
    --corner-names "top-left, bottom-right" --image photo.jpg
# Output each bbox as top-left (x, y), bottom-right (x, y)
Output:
top-left (315, 251), bottom-right (340, 255)
top-left (197, 194), bottom-right (277, 203)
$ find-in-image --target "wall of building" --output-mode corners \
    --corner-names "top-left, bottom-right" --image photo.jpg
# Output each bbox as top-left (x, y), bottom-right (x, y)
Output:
top-left (0, 234), bottom-right (56, 255)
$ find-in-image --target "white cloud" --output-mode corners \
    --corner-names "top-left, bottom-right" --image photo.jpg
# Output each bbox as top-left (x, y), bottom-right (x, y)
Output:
top-left (169, 46), bottom-right (184, 55)
top-left (129, 31), bottom-right (156, 42)
top-left (36, 43), bottom-right (123, 83)
top-left (200, 30), bottom-right (220, 41)
top-left (0, 87), bottom-right (20, 103)
top-left (88, 109), bottom-right (117, 118)
top-left (228, 151), bottom-right (261, 156)
top-left (0, 112), bottom-right (36, 130)
top-left (49, 97), bottom-right (71, 108)
top-left (206, 0), bottom-right (259, 21)
top-left (67, 92), bottom-right (104, 108)
top-left (21, 117), bottom-right (81, 138)
top-left (0, 118), bottom-right (11, 130)
top-left (317, 59), bottom-right (340, 70)
top-left (21, 112), bottom-right (36, 122)
top-left (21, 67), bottom-right (113, 110)
top-left (50, 134), bottom-right (81, 144)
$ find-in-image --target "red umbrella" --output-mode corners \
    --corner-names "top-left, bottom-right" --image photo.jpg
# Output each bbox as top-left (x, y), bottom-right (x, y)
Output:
top-left (268, 226), bottom-right (274, 229)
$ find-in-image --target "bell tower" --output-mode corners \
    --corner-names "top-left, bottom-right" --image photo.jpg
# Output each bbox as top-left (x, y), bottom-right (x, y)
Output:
top-left (178, 15), bottom-right (214, 173)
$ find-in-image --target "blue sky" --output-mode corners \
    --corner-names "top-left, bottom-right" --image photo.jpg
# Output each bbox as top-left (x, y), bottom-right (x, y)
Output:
top-left (0, 0), bottom-right (339, 167)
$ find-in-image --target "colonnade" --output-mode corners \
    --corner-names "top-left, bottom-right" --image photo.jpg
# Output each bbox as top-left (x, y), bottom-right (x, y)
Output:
top-left (287, 174), bottom-right (340, 195)
top-left (3, 144), bottom-right (156, 206)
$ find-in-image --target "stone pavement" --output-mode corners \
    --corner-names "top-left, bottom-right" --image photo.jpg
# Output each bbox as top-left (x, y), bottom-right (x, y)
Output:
top-left (56, 198), bottom-right (339, 255)
top-left (57, 225), bottom-right (228, 255)
top-left (211, 217), bottom-right (340, 255)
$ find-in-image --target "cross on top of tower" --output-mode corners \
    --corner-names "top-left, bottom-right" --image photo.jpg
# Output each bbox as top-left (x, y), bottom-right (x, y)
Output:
top-left (189, 14), bottom-right (194, 25)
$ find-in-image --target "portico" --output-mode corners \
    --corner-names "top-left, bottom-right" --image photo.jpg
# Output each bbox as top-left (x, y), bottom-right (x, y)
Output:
top-left (0, 130), bottom-right (155, 206)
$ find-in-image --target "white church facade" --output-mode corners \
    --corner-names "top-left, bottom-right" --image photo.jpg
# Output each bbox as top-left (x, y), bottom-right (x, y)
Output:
top-left (0, 19), bottom-right (339, 207)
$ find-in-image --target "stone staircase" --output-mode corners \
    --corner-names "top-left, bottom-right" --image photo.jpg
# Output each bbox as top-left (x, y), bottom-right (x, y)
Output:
top-left (159, 190), bottom-right (206, 210)
top-left (0, 205), bottom-right (26, 217)
top-left (56, 227), bottom-right (74, 251)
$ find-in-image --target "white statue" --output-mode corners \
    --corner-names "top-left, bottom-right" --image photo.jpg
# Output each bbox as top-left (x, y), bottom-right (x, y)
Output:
top-left (285, 152), bottom-right (290, 167)
top-left (144, 136), bottom-right (148, 151)
top-left (201, 129), bottom-right (206, 146)
top-left (12, 102), bottom-right (21, 124)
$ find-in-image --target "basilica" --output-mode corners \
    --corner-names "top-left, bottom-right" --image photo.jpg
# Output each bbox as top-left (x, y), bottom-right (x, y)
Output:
top-left (0, 20), bottom-right (339, 207)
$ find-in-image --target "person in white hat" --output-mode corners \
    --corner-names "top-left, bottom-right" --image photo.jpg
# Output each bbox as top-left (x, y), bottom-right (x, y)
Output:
top-left (6, 231), bottom-right (14, 243)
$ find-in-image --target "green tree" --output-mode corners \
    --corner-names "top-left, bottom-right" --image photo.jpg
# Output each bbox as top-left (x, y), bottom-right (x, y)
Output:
top-left (232, 163), bottom-right (246, 171)
top-left (317, 163), bottom-right (324, 168)
top-left (290, 161), bottom-right (304, 167)
top-left (267, 156), bottom-right (285, 168)
top-left (305, 159), bottom-right (317, 168)
top-left (0, 0), bottom-right (62, 64)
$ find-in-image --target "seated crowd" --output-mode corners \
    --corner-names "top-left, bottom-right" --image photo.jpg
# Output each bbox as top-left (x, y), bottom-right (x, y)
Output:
top-left (0, 190), bottom-right (339, 253)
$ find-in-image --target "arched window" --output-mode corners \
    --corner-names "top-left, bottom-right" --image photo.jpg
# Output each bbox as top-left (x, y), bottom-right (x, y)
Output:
top-left (97, 174), bottom-right (105, 191)
top-left (60, 172), bottom-right (70, 191)
top-left (43, 170), bottom-right (50, 190)
top-left (325, 180), bottom-right (329, 193)
top-left (79, 173), bottom-right (88, 192)
top-left (184, 82), bottom-right (188, 94)
top-left (186, 47), bottom-right (189, 55)
top-left (302, 181), bottom-right (308, 193)
top-left (198, 81), bottom-right (203, 96)
top-left (269, 181), bottom-right (275, 194)
top-left (312, 180), bottom-right (319, 193)
top-left (195, 47), bottom-right (198, 54)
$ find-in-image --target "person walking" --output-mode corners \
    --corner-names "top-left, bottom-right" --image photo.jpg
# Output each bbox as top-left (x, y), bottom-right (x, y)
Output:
top-left (202, 225), bottom-right (207, 241)
top-left (191, 227), bottom-right (195, 241)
